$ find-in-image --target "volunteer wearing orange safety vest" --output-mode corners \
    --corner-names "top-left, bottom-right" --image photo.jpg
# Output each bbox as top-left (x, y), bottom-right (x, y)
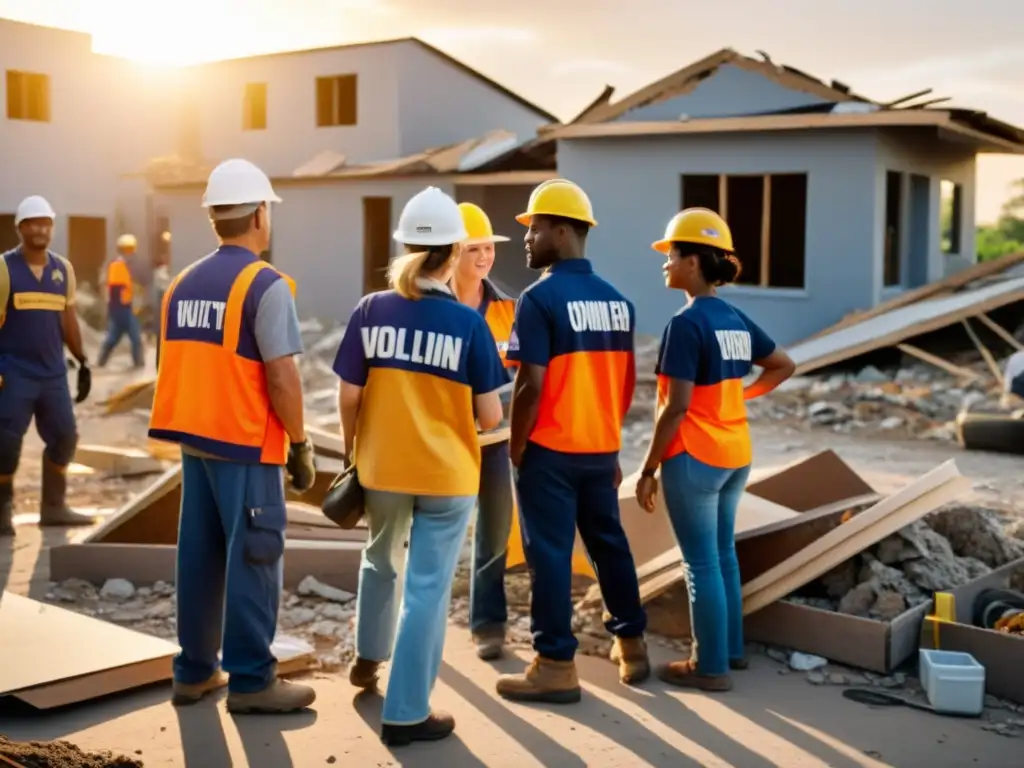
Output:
top-left (497, 179), bottom-right (649, 704)
top-left (636, 208), bottom-right (794, 691)
top-left (148, 158), bottom-right (317, 714)
top-left (97, 234), bottom-right (144, 369)
top-left (449, 202), bottom-right (517, 661)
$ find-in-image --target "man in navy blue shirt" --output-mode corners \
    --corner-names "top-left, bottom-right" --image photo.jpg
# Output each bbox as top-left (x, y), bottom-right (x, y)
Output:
top-left (0, 196), bottom-right (93, 537)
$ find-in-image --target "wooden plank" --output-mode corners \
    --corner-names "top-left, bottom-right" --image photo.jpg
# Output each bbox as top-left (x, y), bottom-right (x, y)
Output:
top-left (976, 312), bottom-right (1024, 352)
top-left (896, 343), bottom-right (979, 381)
top-left (759, 175), bottom-right (771, 287)
top-left (742, 463), bottom-right (971, 615)
top-left (799, 250), bottom-right (1024, 343)
top-left (961, 318), bottom-right (1004, 384)
top-left (789, 277), bottom-right (1024, 375)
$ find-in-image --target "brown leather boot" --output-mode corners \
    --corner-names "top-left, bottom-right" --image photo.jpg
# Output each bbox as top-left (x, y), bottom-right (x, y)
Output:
top-left (172, 670), bottom-right (229, 706)
top-left (495, 656), bottom-right (581, 704)
top-left (348, 657), bottom-right (382, 690)
top-left (381, 710), bottom-right (455, 747)
top-left (656, 659), bottom-right (733, 692)
top-left (39, 458), bottom-right (95, 527)
top-left (609, 636), bottom-right (651, 685)
top-left (0, 479), bottom-right (14, 537)
top-left (226, 679), bottom-right (317, 714)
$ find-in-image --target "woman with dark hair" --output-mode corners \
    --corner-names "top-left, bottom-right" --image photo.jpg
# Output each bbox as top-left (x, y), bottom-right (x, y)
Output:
top-left (634, 207), bottom-right (795, 692)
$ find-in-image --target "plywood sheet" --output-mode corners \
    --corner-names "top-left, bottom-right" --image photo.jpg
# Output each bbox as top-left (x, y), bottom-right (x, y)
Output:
top-left (87, 458), bottom-right (348, 546)
top-left (73, 444), bottom-right (166, 477)
top-left (0, 592), bottom-right (177, 706)
top-left (790, 276), bottom-right (1024, 375)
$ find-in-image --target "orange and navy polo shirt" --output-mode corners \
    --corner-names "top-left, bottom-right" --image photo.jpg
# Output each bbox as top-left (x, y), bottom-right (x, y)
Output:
top-left (506, 258), bottom-right (635, 455)
top-left (333, 286), bottom-right (507, 496)
top-left (656, 296), bottom-right (776, 469)
top-left (479, 278), bottom-right (516, 370)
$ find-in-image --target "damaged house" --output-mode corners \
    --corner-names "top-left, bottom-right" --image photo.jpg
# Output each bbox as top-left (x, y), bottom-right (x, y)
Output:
top-left (544, 48), bottom-right (1024, 344)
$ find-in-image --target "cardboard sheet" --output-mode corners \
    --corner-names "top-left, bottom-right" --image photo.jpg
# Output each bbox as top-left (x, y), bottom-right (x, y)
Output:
top-left (0, 592), bottom-right (177, 709)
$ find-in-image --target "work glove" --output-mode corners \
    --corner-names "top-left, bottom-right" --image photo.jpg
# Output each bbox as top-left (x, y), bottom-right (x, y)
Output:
top-left (287, 437), bottom-right (317, 492)
top-left (68, 358), bottom-right (91, 403)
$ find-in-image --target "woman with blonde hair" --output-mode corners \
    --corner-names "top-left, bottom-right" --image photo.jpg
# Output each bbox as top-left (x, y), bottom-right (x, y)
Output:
top-left (449, 202), bottom-right (518, 660)
top-left (332, 186), bottom-right (507, 746)
top-left (635, 208), bottom-right (795, 692)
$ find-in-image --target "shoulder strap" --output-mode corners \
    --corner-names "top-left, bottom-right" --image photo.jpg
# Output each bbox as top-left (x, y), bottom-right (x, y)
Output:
top-left (51, 254), bottom-right (75, 301)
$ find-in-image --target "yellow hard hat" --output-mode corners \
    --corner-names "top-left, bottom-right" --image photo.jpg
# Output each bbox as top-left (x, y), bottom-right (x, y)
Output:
top-left (458, 203), bottom-right (510, 245)
top-left (652, 208), bottom-right (734, 254)
top-left (117, 233), bottom-right (138, 251)
top-left (516, 179), bottom-right (597, 227)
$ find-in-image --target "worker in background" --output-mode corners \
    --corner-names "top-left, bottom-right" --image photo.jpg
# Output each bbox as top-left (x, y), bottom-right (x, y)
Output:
top-left (335, 187), bottom-right (506, 746)
top-left (497, 179), bottom-right (649, 704)
top-left (148, 158), bottom-right (318, 713)
top-left (97, 233), bottom-right (144, 369)
top-left (152, 247), bottom-right (172, 369)
top-left (635, 208), bottom-right (795, 691)
top-left (1001, 350), bottom-right (1024, 408)
top-left (450, 202), bottom-right (517, 661)
top-left (0, 196), bottom-right (94, 537)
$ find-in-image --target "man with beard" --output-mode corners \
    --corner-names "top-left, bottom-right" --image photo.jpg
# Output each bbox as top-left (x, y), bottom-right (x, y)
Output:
top-left (496, 179), bottom-right (649, 704)
top-left (0, 195), bottom-right (93, 537)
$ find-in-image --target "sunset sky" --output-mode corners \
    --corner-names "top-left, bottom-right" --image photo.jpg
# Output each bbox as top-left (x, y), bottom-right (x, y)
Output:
top-left (3, 0), bottom-right (1023, 222)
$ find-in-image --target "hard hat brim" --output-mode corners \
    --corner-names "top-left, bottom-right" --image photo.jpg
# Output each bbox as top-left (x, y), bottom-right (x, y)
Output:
top-left (654, 238), bottom-right (735, 254)
top-left (462, 235), bottom-right (511, 245)
top-left (652, 240), bottom-right (672, 254)
top-left (515, 212), bottom-right (598, 227)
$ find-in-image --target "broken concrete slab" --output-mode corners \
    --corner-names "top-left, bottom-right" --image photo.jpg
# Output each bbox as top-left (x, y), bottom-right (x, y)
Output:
top-left (49, 540), bottom-right (362, 594)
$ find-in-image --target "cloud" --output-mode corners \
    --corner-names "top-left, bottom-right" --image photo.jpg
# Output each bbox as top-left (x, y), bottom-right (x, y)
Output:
top-left (551, 58), bottom-right (633, 77)
top-left (848, 47), bottom-right (1024, 90)
top-left (419, 26), bottom-right (537, 46)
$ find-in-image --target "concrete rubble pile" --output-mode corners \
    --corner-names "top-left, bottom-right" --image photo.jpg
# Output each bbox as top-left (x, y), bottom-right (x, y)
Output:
top-left (750, 359), bottom-right (1006, 442)
top-left (788, 505), bottom-right (1024, 620)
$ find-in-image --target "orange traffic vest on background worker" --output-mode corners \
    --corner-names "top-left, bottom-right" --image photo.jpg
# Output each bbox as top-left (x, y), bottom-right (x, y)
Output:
top-left (106, 257), bottom-right (134, 312)
top-left (148, 247), bottom-right (296, 464)
top-left (481, 280), bottom-right (516, 368)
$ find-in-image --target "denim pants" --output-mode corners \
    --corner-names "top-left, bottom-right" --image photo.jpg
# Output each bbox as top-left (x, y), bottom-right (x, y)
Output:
top-left (174, 454), bottom-right (286, 693)
top-left (355, 489), bottom-right (475, 725)
top-left (515, 442), bottom-right (646, 661)
top-left (98, 309), bottom-right (143, 367)
top-left (469, 441), bottom-right (514, 635)
top-left (661, 452), bottom-right (751, 676)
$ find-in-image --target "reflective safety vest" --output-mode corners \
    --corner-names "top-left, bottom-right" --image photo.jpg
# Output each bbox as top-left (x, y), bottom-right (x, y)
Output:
top-left (148, 248), bottom-right (297, 465)
top-left (481, 279), bottom-right (516, 369)
top-left (106, 257), bottom-right (133, 309)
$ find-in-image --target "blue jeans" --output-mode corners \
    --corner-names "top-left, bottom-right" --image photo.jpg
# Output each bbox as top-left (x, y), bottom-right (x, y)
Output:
top-left (355, 489), bottom-right (475, 726)
top-left (0, 370), bottom-right (78, 472)
top-left (515, 442), bottom-right (646, 661)
top-left (661, 452), bottom-right (750, 677)
top-left (470, 441), bottom-right (514, 634)
top-left (174, 454), bottom-right (286, 693)
top-left (98, 310), bottom-right (143, 367)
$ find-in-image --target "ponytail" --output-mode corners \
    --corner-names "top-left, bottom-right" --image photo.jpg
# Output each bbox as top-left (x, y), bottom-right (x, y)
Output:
top-left (388, 244), bottom-right (456, 299)
top-left (694, 245), bottom-right (742, 286)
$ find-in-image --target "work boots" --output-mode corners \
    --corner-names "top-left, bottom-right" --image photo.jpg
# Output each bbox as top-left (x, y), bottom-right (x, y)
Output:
top-left (348, 657), bottom-right (382, 690)
top-left (609, 636), bottom-right (651, 685)
top-left (0, 480), bottom-right (13, 537)
top-left (226, 679), bottom-right (317, 714)
top-left (472, 627), bottom-right (506, 661)
top-left (495, 656), bottom-right (581, 704)
top-left (39, 458), bottom-right (95, 527)
top-left (172, 670), bottom-right (229, 706)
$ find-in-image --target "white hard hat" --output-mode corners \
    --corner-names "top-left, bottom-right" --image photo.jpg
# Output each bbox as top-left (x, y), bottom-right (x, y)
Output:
top-left (15, 195), bottom-right (56, 226)
top-left (393, 187), bottom-right (467, 246)
top-left (202, 159), bottom-right (281, 214)
top-left (117, 233), bottom-right (138, 250)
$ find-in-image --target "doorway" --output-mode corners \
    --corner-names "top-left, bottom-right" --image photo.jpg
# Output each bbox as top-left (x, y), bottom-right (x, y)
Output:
top-left (0, 214), bottom-right (18, 252)
top-left (67, 216), bottom-right (108, 288)
top-left (907, 174), bottom-right (930, 287)
top-left (362, 197), bottom-right (392, 294)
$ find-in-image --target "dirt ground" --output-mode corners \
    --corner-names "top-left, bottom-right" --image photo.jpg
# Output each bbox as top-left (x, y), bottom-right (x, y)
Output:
top-left (2, 346), bottom-right (1024, 766)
